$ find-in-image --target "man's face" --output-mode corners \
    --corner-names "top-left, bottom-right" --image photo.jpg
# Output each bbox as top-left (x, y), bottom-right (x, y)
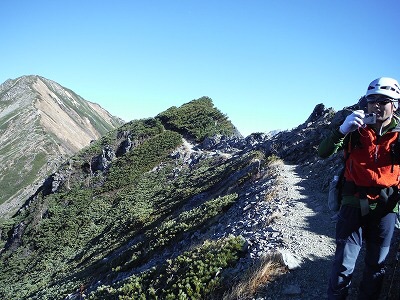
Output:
top-left (367, 95), bottom-right (397, 122)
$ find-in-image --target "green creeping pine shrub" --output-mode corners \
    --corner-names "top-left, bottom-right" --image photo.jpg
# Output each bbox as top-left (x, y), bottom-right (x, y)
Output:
top-left (156, 97), bottom-right (235, 142)
top-left (104, 130), bottom-right (182, 190)
top-left (163, 151), bottom-right (260, 203)
top-left (148, 194), bottom-right (238, 250)
top-left (89, 235), bottom-right (246, 299)
top-left (0, 218), bottom-right (16, 248)
top-left (97, 194), bottom-right (239, 276)
top-left (75, 118), bottom-right (165, 160)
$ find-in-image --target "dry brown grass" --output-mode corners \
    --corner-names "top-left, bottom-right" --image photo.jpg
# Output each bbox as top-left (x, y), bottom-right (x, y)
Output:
top-left (264, 173), bottom-right (285, 202)
top-left (263, 182), bottom-right (279, 203)
top-left (222, 252), bottom-right (287, 300)
top-left (263, 157), bottom-right (288, 207)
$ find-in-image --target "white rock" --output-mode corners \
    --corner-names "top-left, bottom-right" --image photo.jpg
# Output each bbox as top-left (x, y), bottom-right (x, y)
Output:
top-left (278, 249), bottom-right (302, 270)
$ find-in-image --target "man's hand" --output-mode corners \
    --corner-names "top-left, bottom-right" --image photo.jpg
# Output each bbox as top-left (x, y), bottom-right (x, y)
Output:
top-left (339, 110), bottom-right (365, 135)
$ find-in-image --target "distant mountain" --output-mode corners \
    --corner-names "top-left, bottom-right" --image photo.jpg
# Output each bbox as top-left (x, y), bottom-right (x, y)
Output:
top-left (0, 95), bottom-right (342, 299)
top-left (0, 75), bottom-right (124, 216)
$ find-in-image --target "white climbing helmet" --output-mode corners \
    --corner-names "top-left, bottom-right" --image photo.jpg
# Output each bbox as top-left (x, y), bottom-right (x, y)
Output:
top-left (366, 77), bottom-right (400, 100)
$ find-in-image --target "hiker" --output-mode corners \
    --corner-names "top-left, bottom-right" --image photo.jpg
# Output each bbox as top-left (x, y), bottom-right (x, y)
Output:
top-left (318, 77), bottom-right (400, 299)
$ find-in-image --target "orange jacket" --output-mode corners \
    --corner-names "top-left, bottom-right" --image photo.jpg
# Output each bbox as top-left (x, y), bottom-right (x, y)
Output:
top-left (345, 126), bottom-right (400, 199)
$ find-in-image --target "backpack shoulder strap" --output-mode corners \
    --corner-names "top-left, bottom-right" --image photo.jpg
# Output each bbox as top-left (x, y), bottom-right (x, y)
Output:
top-left (344, 130), bottom-right (360, 159)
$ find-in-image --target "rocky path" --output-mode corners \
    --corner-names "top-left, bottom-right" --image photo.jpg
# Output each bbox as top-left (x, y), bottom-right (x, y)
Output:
top-left (256, 163), bottom-right (400, 300)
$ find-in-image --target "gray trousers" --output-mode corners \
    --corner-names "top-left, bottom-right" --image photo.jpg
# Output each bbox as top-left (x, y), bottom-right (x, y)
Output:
top-left (327, 205), bottom-right (396, 300)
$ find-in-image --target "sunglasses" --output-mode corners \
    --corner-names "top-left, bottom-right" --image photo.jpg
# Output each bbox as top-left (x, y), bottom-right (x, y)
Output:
top-left (366, 95), bottom-right (395, 105)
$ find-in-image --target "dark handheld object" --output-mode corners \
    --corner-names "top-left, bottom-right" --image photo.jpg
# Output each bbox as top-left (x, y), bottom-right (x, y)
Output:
top-left (363, 113), bottom-right (376, 124)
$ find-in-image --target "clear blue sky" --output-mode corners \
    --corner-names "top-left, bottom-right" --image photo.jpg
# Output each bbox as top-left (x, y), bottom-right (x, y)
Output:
top-left (1, 0), bottom-right (400, 136)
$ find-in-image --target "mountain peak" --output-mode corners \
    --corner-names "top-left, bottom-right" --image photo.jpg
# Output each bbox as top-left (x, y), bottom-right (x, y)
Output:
top-left (0, 75), bottom-right (124, 215)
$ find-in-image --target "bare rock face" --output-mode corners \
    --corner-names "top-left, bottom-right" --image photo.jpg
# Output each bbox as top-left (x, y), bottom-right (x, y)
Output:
top-left (0, 75), bottom-right (124, 216)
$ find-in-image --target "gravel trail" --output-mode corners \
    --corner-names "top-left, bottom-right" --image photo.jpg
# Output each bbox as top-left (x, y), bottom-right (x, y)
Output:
top-left (257, 163), bottom-right (400, 300)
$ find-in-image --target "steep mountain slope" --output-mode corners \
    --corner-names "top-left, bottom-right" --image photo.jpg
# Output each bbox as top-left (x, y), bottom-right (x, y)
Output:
top-left (0, 99), bottom-right (346, 299)
top-left (0, 75), bottom-right (124, 216)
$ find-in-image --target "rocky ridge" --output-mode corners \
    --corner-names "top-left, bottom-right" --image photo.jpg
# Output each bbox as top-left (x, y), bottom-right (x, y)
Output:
top-left (162, 103), bottom-right (400, 299)
top-left (5, 96), bottom-right (398, 299)
top-left (83, 102), bottom-right (342, 298)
